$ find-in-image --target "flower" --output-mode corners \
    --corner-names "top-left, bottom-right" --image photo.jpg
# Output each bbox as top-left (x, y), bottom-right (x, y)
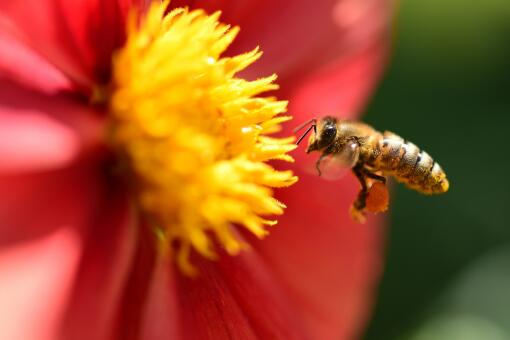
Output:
top-left (0, 0), bottom-right (393, 339)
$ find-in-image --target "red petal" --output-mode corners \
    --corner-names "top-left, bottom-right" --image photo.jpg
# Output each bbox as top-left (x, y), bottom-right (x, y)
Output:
top-left (176, 250), bottom-right (310, 340)
top-left (253, 173), bottom-right (384, 340)
top-left (176, 258), bottom-right (259, 340)
top-left (0, 79), bottom-right (104, 174)
top-left (0, 165), bottom-right (104, 340)
top-left (0, 0), bottom-right (146, 90)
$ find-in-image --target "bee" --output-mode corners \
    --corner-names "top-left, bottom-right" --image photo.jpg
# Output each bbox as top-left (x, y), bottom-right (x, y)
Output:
top-left (295, 116), bottom-right (449, 221)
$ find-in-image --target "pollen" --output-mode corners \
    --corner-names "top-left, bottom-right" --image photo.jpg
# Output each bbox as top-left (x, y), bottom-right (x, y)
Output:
top-left (108, 1), bottom-right (297, 274)
top-left (365, 181), bottom-right (389, 213)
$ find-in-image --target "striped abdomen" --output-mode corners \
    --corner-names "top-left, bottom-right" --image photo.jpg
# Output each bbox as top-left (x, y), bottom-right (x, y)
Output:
top-left (366, 131), bottom-right (449, 194)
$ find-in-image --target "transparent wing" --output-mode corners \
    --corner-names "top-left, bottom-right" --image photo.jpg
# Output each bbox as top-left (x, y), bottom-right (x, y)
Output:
top-left (305, 141), bottom-right (360, 180)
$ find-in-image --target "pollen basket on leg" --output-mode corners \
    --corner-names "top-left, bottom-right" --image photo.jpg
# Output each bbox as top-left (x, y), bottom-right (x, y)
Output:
top-left (108, 2), bottom-right (297, 275)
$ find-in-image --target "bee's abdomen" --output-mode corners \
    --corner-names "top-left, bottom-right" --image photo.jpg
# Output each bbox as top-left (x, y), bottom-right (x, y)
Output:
top-left (368, 132), bottom-right (449, 194)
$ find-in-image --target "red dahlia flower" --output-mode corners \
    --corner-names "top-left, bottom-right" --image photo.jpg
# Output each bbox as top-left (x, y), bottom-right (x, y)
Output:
top-left (0, 0), bottom-right (393, 339)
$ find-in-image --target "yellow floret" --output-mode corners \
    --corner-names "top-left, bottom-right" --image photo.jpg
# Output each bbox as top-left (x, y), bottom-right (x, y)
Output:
top-left (108, 1), bottom-right (297, 274)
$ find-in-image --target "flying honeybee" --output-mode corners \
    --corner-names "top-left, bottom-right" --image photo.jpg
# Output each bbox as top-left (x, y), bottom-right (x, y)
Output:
top-left (295, 116), bottom-right (449, 222)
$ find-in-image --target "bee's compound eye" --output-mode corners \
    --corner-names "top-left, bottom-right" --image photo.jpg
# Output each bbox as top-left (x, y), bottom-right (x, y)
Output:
top-left (321, 124), bottom-right (337, 145)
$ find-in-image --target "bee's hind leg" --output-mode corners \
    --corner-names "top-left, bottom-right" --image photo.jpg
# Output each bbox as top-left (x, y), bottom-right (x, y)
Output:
top-left (351, 165), bottom-right (388, 223)
top-left (363, 171), bottom-right (386, 184)
top-left (350, 164), bottom-right (370, 222)
top-left (352, 164), bottom-right (369, 211)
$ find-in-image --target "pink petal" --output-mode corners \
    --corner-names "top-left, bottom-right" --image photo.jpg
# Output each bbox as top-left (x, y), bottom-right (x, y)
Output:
top-left (0, 226), bottom-right (82, 340)
top-left (0, 79), bottom-right (104, 174)
top-left (0, 28), bottom-right (72, 94)
top-left (0, 0), bottom-right (146, 90)
top-left (0, 165), bottom-right (104, 340)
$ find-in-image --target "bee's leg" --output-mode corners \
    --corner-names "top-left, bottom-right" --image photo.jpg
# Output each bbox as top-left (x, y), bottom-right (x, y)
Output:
top-left (363, 170), bottom-right (386, 184)
top-left (352, 164), bottom-right (368, 211)
top-left (315, 153), bottom-right (328, 177)
top-left (351, 165), bottom-right (388, 222)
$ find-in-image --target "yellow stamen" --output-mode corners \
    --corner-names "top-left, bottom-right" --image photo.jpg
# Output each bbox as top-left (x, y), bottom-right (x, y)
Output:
top-left (108, 1), bottom-right (298, 275)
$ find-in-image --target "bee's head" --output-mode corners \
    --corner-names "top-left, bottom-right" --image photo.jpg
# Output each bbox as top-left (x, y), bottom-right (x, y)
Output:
top-left (294, 116), bottom-right (338, 153)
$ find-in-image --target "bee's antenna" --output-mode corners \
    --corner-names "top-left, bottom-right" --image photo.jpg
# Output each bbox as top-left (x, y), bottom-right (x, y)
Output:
top-left (294, 118), bottom-right (317, 145)
top-left (296, 125), bottom-right (316, 145)
top-left (293, 118), bottom-right (317, 134)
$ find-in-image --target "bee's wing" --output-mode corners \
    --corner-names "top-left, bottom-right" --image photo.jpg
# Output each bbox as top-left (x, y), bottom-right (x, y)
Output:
top-left (305, 141), bottom-right (360, 181)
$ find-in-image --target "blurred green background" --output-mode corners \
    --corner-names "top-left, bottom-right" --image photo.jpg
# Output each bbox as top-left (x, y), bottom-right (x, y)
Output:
top-left (363, 0), bottom-right (510, 339)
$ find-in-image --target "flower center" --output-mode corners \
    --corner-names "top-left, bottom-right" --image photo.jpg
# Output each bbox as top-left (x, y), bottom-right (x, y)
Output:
top-left (108, 1), bottom-right (297, 274)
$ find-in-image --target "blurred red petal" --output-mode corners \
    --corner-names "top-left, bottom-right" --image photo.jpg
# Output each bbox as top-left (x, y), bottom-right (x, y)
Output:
top-left (176, 250), bottom-right (309, 340)
top-left (0, 165), bottom-right (105, 340)
top-left (187, 0), bottom-right (392, 83)
top-left (58, 189), bottom-right (138, 340)
top-left (137, 255), bottom-right (180, 340)
top-left (289, 41), bottom-right (387, 120)
top-left (0, 0), bottom-right (147, 90)
top-left (0, 79), bottom-right (104, 174)
top-left (112, 226), bottom-right (180, 340)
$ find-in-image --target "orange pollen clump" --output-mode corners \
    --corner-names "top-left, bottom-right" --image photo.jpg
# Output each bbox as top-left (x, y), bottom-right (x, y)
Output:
top-left (365, 182), bottom-right (389, 213)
